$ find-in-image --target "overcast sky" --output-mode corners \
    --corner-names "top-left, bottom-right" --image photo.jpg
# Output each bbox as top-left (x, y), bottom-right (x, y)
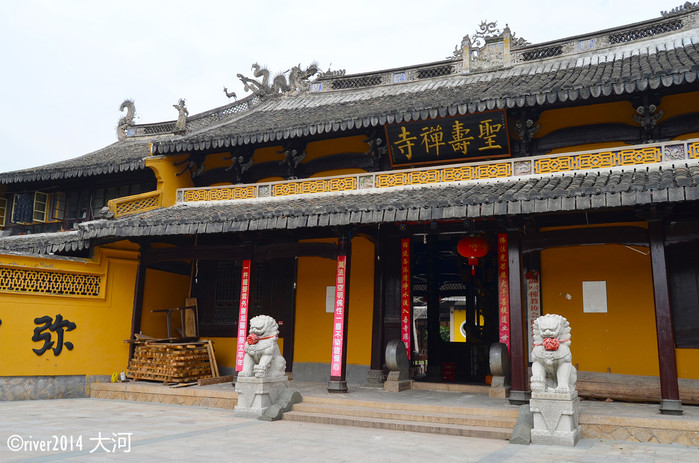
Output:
top-left (0, 0), bottom-right (678, 172)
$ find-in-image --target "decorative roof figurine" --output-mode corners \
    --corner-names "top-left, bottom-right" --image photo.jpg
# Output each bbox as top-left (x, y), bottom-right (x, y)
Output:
top-left (235, 62), bottom-right (319, 98)
top-left (662, 1), bottom-right (699, 17)
top-left (450, 21), bottom-right (529, 73)
top-left (318, 67), bottom-right (346, 78)
top-left (173, 98), bottom-right (188, 133)
top-left (116, 99), bottom-right (135, 141)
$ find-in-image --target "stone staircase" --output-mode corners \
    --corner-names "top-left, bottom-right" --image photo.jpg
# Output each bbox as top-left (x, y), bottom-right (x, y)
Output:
top-left (283, 395), bottom-right (518, 439)
top-left (89, 381), bottom-right (699, 445)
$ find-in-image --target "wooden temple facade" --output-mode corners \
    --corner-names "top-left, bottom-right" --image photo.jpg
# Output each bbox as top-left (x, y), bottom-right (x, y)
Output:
top-left (1, 7), bottom-right (698, 413)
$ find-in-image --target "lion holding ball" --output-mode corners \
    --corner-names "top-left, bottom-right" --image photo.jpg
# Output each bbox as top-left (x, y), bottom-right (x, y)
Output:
top-left (530, 314), bottom-right (577, 394)
top-left (240, 315), bottom-right (287, 378)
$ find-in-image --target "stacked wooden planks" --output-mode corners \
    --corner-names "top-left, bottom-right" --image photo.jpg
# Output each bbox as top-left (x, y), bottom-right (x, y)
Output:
top-left (127, 341), bottom-right (213, 383)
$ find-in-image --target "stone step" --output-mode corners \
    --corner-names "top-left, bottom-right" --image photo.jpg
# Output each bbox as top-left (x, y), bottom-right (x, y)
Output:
top-left (283, 410), bottom-right (513, 440)
top-left (291, 402), bottom-right (517, 428)
top-left (89, 382), bottom-right (237, 409)
top-left (411, 382), bottom-right (491, 394)
top-left (300, 395), bottom-right (518, 418)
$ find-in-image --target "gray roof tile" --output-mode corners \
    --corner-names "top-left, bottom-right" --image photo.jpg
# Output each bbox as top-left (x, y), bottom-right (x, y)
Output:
top-left (0, 139), bottom-right (152, 184)
top-left (14, 163), bottom-right (682, 247)
top-left (151, 31), bottom-right (699, 155)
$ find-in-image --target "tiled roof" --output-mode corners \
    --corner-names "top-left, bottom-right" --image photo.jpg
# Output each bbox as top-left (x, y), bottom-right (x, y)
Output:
top-left (0, 230), bottom-right (90, 255)
top-left (0, 139), bottom-right (150, 184)
top-left (3, 12), bottom-right (697, 184)
top-left (73, 162), bottom-right (699, 240)
top-left (152, 25), bottom-right (699, 154)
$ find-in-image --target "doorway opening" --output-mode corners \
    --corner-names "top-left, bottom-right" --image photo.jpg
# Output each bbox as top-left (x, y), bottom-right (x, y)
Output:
top-left (410, 233), bottom-right (499, 383)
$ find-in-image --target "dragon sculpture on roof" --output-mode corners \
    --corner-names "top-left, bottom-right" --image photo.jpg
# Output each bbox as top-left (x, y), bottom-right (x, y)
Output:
top-left (226, 62), bottom-right (319, 98)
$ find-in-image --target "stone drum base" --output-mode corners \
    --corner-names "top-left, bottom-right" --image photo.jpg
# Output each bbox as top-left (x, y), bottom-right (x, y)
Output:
top-left (530, 391), bottom-right (581, 447)
top-left (234, 376), bottom-right (289, 419)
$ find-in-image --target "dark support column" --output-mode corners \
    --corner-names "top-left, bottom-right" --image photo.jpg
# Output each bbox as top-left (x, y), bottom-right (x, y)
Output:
top-left (128, 245), bottom-right (149, 360)
top-left (285, 256), bottom-right (299, 373)
top-left (368, 226), bottom-right (386, 386)
top-left (507, 228), bottom-right (530, 405)
top-left (328, 232), bottom-right (352, 393)
top-left (648, 219), bottom-right (683, 415)
top-left (425, 234), bottom-right (442, 380)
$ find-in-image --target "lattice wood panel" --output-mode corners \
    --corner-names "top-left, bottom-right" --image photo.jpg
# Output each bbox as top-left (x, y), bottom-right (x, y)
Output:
top-left (688, 141), bottom-right (699, 159)
top-left (0, 267), bottom-right (102, 297)
top-left (109, 190), bottom-right (163, 218)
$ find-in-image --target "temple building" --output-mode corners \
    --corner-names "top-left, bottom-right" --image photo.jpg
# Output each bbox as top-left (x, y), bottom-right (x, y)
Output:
top-left (1, 6), bottom-right (698, 415)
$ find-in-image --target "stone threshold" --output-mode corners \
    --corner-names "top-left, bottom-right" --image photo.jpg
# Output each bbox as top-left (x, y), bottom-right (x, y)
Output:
top-left (89, 381), bottom-right (237, 409)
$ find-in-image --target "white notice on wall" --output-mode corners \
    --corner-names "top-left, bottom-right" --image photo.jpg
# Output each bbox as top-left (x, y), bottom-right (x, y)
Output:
top-left (582, 281), bottom-right (607, 313)
top-left (326, 286), bottom-right (336, 313)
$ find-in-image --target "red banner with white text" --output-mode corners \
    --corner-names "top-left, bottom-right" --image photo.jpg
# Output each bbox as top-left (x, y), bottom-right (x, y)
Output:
top-left (400, 238), bottom-right (412, 359)
top-left (497, 234), bottom-right (510, 351)
top-left (235, 260), bottom-right (251, 372)
top-left (330, 255), bottom-right (348, 377)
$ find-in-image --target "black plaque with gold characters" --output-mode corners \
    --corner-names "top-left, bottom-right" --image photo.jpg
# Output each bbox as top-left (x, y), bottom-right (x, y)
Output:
top-left (385, 110), bottom-right (510, 167)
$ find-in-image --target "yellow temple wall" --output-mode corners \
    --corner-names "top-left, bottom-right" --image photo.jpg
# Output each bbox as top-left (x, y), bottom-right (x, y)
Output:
top-left (533, 91), bottom-right (699, 155)
top-left (304, 135), bottom-right (369, 163)
top-left (139, 269), bottom-right (191, 339)
top-left (676, 349), bottom-right (699, 379)
top-left (452, 309), bottom-right (467, 342)
top-left (541, 243), bottom-right (699, 379)
top-left (294, 235), bottom-right (375, 367)
top-left (146, 153), bottom-right (193, 207)
top-left (0, 247), bottom-right (138, 377)
top-left (536, 101), bottom-right (636, 138)
top-left (203, 337), bottom-right (237, 370)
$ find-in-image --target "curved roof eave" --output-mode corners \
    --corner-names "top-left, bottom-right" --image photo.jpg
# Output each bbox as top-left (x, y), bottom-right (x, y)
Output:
top-left (0, 139), bottom-right (152, 185)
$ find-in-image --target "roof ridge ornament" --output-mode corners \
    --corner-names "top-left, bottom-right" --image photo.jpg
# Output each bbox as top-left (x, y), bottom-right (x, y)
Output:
top-left (232, 62), bottom-right (319, 98)
top-left (661, 2), bottom-right (699, 17)
top-left (116, 99), bottom-right (135, 141)
top-left (473, 20), bottom-right (500, 48)
top-left (173, 98), bottom-right (188, 133)
top-left (318, 67), bottom-right (346, 78)
top-left (450, 20), bottom-right (529, 61)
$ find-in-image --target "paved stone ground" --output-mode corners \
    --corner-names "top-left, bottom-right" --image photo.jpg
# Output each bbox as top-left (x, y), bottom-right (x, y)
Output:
top-left (0, 398), bottom-right (697, 462)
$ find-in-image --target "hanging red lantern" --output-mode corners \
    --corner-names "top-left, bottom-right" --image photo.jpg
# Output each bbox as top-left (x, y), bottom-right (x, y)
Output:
top-left (457, 236), bottom-right (490, 275)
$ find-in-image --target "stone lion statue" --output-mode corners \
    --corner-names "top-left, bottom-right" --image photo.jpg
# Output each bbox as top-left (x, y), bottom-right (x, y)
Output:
top-left (240, 315), bottom-right (287, 378)
top-left (530, 313), bottom-right (577, 394)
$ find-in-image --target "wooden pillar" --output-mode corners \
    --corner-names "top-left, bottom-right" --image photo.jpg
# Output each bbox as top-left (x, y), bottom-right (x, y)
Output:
top-left (425, 234), bottom-right (443, 380)
top-left (328, 232), bottom-right (352, 392)
top-left (507, 228), bottom-right (529, 405)
top-left (368, 226), bottom-right (386, 386)
top-left (128, 244), bottom-right (148, 360)
top-left (285, 256), bottom-right (299, 373)
top-left (648, 219), bottom-right (683, 415)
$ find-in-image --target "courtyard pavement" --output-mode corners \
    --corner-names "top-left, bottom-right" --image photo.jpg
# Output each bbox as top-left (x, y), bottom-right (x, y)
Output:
top-left (0, 398), bottom-right (697, 462)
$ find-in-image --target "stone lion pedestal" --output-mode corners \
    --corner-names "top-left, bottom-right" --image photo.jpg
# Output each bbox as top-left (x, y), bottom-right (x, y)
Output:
top-left (530, 391), bottom-right (581, 447)
top-left (528, 314), bottom-right (581, 447)
top-left (234, 376), bottom-right (289, 419)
